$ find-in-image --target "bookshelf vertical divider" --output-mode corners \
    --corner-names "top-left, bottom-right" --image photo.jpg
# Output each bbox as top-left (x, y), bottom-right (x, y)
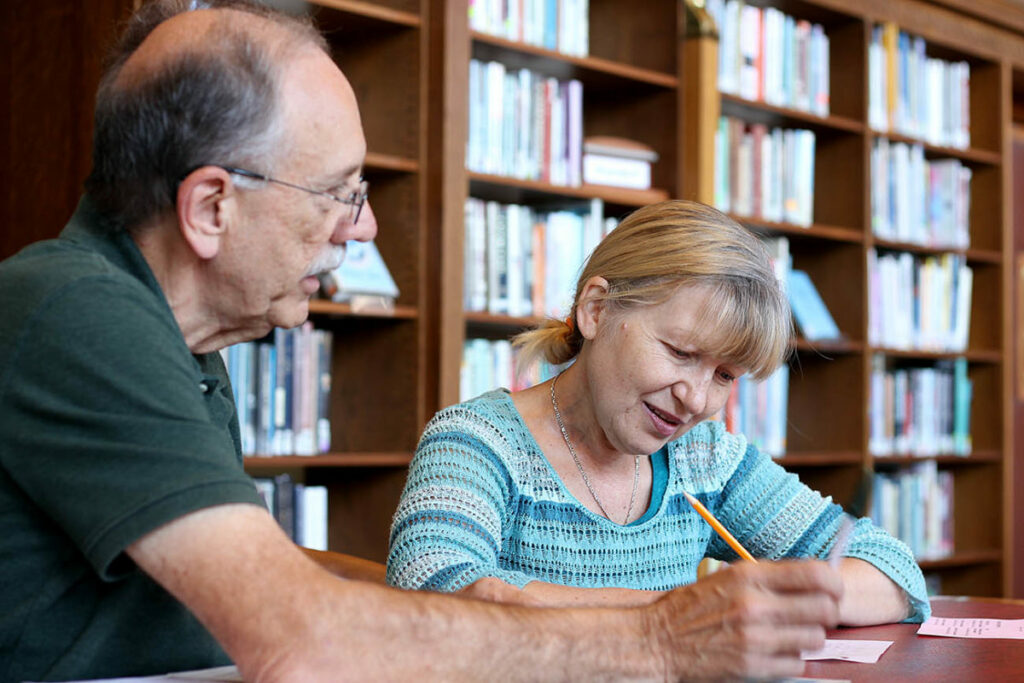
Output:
top-left (682, 3), bottom-right (723, 206)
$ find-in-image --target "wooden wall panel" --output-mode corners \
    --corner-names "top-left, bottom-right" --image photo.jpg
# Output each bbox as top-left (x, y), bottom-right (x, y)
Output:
top-left (1, 0), bottom-right (133, 260)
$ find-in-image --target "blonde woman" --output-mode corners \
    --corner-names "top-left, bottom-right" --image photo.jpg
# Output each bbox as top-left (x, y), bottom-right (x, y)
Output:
top-left (389, 200), bottom-right (928, 626)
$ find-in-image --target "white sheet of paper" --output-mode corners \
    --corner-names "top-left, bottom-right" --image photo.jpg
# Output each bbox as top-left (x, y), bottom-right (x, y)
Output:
top-left (917, 616), bottom-right (1024, 639)
top-left (36, 665), bottom-right (243, 683)
top-left (801, 638), bottom-right (893, 663)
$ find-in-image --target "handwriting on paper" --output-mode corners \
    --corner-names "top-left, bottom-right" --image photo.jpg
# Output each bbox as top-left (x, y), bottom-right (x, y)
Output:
top-left (918, 616), bottom-right (1024, 639)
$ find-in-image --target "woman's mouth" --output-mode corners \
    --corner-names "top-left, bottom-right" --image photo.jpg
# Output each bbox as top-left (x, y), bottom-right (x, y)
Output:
top-left (644, 401), bottom-right (682, 437)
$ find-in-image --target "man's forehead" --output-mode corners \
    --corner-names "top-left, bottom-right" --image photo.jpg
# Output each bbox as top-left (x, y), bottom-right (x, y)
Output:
top-left (281, 67), bottom-right (364, 169)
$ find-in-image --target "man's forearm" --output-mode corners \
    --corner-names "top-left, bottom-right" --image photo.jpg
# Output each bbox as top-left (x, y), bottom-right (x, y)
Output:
top-left (130, 505), bottom-right (661, 681)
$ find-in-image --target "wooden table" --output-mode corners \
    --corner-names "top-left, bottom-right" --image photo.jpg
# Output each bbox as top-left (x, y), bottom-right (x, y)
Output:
top-left (804, 596), bottom-right (1024, 681)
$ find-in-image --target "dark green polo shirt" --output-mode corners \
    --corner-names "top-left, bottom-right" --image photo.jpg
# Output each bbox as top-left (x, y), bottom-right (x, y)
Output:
top-left (0, 198), bottom-right (265, 682)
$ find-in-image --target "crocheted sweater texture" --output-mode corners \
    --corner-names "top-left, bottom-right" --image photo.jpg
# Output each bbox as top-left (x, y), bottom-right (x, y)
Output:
top-left (387, 390), bottom-right (931, 622)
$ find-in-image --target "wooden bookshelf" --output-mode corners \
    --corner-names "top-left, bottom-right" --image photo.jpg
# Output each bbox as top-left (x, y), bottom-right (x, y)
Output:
top-left (7, 0), bottom-right (1023, 594)
top-left (706, 0), bottom-right (1017, 597)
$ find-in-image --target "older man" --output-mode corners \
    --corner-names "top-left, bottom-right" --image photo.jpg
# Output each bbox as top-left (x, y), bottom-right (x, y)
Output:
top-left (0, 1), bottom-right (843, 681)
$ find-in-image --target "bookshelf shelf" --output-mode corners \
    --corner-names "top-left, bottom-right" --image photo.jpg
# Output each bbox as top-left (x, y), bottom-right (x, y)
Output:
top-left (243, 453), bottom-right (413, 469)
top-left (311, 0), bottom-right (420, 28)
top-left (468, 172), bottom-right (670, 207)
top-left (964, 248), bottom-right (1003, 265)
top-left (364, 151), bottom-right (419, 173)
top-left (775, 452), bottom-right (865, 467)
top-left (871, 347), bottom-right (1001, 363)
top-left (464, 311), bottom-right (542, 328)
top-left (868, 130), bottom-right (1001, 166)
top-left (919, 550), bottom-right (1003, 570)
top-left (471, 32), bottom-right (678, 90)
top-left (720, 93), bottom-right (864, 134)
top-left (871, 237), bottom-right (1000, 263)
top-left (307, 299), bottom-right (418, 319)
top-left (873, 451), bottom-right (1002, 466)
top-left (793, 338), bottom-right (864, 354)
top-left (738, 216), bottom-right (864, 244)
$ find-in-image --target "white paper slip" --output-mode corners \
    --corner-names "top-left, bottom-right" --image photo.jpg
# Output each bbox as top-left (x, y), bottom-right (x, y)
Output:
top-left (38, 665), bottom-right (243, 683)
top-left (918, 616), bottom-right (1024, 639)
top-left (801, 638), bottom-right (893, 663)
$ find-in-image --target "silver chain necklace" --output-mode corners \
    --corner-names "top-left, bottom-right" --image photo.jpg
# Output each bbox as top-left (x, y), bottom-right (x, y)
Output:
top-left (550, 373), bottom-right (640, 525)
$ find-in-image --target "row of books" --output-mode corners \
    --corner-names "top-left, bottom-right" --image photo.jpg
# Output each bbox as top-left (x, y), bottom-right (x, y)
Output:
top-left (253, 474), bottom-right (328, 551)
top-left (707, 0), bottom-right (830, 116)
top-left (871, 138), bottom-right (972, 249)
top-left (221, 323), bottom-right (333, 457)
top-left (460, 338), bottom-right (558, 402)
top-left (467, 59), bottom-right (583, 186)
top-left (869, 356), bottom-right (973, 457)
top-left (721, 367), bottom-right (790, 458)
top-left (867, 250), bottom-right (973, 352)
top-left (868, 23), bottom-right (971, 149)
top-left (871, 461), bottom-right (954, 561)
top-left (714, 116), bottom-right (816, 227)
top-left (469, 0), bottom-right (589, 57)
top-left (464, 197), bottom-right (616, 318)
top-left (719, 235), bottom-right (791, 457)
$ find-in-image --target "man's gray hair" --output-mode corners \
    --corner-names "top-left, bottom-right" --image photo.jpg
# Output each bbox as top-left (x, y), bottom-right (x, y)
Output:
top-left (84, 0), bottom-right (327, 232)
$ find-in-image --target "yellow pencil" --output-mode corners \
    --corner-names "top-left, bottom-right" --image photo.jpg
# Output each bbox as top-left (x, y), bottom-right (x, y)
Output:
top-left (682, 490), bottom-right (758, 563)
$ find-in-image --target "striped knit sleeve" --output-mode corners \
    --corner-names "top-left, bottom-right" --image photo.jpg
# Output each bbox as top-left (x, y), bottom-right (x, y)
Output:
top-left (706, 444), bottom-right (931, 622)
top-left (386, 405), bottom-right (536, 592)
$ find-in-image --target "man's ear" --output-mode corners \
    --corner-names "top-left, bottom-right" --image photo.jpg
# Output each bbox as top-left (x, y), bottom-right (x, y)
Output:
top-left (176, 166), bottom-right (236, 260)
top-left (576, 276), bottom-right (610, 340)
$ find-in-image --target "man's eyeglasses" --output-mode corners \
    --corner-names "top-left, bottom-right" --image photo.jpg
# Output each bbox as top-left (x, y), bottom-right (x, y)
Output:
top-left (218, 165), bottom-right (369, 224)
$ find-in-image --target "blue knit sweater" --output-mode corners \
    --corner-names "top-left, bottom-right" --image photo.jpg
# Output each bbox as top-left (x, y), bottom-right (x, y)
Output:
top-left (388, 390), bottom-right (930, 622)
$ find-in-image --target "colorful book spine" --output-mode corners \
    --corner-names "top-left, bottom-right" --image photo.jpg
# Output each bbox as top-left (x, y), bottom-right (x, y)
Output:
top-left (464, 197), bottom-right (614, 318)
top-left (868, 22), bottom-right (970, 149)
top-left (871, 460), bottom-right (954, 560)
top-left (224, 326), bottom-right (335, 457)
top-left (867, 250), bottom-right (972, 352)
top-left (869, 355), bottom-right (972, 457)
top-left (706, 0), bottom-right (829, 117)
top-left (714, 116), bottom-right (815, 227)
top-left (467, 59), bottom-right (583, 186)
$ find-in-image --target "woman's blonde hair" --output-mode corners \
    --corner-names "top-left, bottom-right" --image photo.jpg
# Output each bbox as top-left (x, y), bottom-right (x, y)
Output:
top-left (512, 200), bottom-right (792, 380)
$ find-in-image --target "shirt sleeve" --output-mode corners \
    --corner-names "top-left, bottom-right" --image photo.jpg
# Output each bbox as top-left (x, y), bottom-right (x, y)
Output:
top-left (704, 443), bottom-right (931, 623)
top-left (386, 405), bottom-right (536, 591)
top-left (0, 275), bottom-right (264, 580)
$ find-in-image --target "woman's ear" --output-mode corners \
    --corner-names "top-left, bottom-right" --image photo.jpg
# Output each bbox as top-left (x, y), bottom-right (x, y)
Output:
top-left (176, 166), bottom-right (236, 260)
top-left (575, 276), bottom-right (610, 340)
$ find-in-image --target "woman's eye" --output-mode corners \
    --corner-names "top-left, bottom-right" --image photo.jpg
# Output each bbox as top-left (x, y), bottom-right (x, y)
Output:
top-left (670, 346), bottom-right (692, 360)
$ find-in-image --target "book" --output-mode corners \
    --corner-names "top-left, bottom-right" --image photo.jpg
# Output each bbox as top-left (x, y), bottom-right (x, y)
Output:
top-left (326, 240), bottom-right (399, 302)
top-left (787, 270), bottom-right (841, 341)
top-left (581, 136), bottom-right (658, 190)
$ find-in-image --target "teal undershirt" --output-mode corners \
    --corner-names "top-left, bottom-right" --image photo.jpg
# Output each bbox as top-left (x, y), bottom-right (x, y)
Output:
top-left (630, 446), bottom-right (669, 526)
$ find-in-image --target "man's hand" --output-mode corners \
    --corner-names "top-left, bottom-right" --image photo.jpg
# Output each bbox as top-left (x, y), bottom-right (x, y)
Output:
top-left (647, 560), bottom-right (842, 680)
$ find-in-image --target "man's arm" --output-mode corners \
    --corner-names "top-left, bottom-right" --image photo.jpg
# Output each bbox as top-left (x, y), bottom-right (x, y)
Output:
top-left (129, 503), bottom-right (842, 681)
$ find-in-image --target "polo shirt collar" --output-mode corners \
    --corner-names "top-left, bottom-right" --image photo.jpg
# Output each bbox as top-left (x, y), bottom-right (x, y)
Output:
top-left (58, 195), bottom-right (169, 306)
